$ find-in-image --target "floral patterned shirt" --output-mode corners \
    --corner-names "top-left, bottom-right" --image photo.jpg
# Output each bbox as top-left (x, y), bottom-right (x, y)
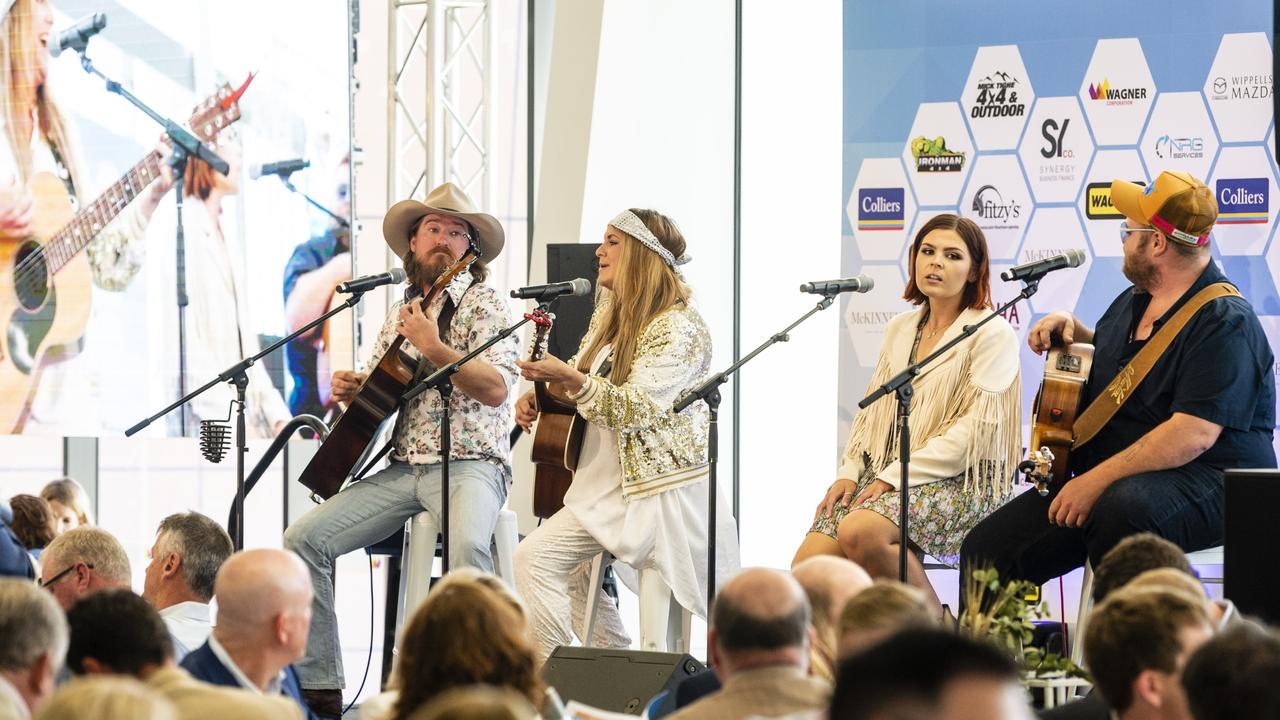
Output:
top-left (364, 270), bottom-right (519, 474)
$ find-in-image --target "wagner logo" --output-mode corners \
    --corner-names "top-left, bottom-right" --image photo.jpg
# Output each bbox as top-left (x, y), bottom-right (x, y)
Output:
top-left (857, 187), bottom-right (905, 231)
top-left (1087, 78), bottom-right (1148, 105)
top-left (971, 185), bottom-right (1021, 224)
top-left (971, 70), bottom-right (1025, 119)
top-left (1085, 180), bottom-right (1145, 220)
top-left (910, 136), bottom-right (966, 172)
top-left (1154, 135), bottom-right (1204, 160)
top-left (1216, 178), bottom-right (1268, 225)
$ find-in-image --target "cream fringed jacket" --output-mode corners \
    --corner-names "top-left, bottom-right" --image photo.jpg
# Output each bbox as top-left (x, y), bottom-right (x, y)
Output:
top-left (839, 306), bottom-right (1022, 496)
top-left (569, 298), bottom-right (713, 500)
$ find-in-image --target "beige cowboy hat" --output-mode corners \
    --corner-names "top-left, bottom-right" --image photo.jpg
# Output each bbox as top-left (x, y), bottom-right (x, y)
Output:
top-left (381, 182), bottom-right (504, 261)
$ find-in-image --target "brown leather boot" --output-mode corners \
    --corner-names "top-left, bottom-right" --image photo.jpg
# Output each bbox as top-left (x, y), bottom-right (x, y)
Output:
top-left (302, 688), bottom-right (343, 719)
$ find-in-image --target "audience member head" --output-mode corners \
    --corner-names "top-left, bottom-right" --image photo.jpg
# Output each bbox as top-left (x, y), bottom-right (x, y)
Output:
top-left (391, 574), bottom-right (541, 720)
top-left (0, 578), bottom-right (68, 715)
top-left (1093, 533), bottom-right (1194, 604)
top-left (212, 549), bottom-right (313, 677)
top-left (710, 567), bottom-right (810, 678)
top-left (407, 686), bottom-right (538, 720)
top-left (142, 512), bottom-right (233, 610)
top-left (831, 627), bottom-right (1032, 720)
top-left (33, 676), bottom-right (176, 720)
top-left (40, 527), bottom-right (132, 610)
top-left (9, 494), bottom-right (55, 551)
top-left (838, 580), bottom-right (935, 658)
top-left (431, 566), bottom-right (525, 618)
top-left (1084, 587), bottom-right (1213, 719)
top-left (1182, 623), bottom-right (1280, 720)
top-left (66, 588), bottom-right (173, 678)
top-left (39, 478), bottom-right (93, 534)
top-left (792, 555), bottom-right (873, 639)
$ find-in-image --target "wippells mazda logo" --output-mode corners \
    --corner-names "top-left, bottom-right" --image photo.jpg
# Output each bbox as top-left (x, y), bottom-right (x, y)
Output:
top-left (971, 185), bottom-right (1021, 224)
top-left (1209, 73), bottom-right (1274, 101)
top-left (1087, 78), bottom-right (1149, 105)
top-left (971, 70), bottom-right (1025, 119)
top-left (1154, 135), bottom-right (1204, 160)
top-left (910, 136), bottom-right (966, 173)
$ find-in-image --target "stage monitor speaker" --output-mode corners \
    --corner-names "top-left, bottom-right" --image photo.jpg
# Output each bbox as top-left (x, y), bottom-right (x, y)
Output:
top-left (545, 243), bottom-right (599, 362)
top-left (542, 646), bottom-right (705, 715)
top-left (1224, 468), bottom-right (1280, 624)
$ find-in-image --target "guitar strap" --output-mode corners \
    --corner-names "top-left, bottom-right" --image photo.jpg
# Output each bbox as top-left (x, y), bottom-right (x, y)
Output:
top-left (1072, 282), bottom-right (1241, 449)
top-left (410, 278), bottom-right (479, 385)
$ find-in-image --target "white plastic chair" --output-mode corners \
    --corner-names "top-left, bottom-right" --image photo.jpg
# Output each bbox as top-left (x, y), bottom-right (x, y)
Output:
top-left (583, 550), bottom-right (693, 653)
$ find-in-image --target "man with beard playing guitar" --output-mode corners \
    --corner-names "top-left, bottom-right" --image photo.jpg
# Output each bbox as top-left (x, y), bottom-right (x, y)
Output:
top-left (283, 183), bottom-right (518, 719)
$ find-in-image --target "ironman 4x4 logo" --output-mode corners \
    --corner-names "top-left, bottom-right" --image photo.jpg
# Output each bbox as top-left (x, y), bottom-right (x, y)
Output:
top-left (1087, 78), bottom-right (1148, 105)
top-left (911, 136), bottom-right (966, 172)
top-left (1085, 180), bottom-right (1145, 219)
top-left (857, 188), bottom-right (905, 231)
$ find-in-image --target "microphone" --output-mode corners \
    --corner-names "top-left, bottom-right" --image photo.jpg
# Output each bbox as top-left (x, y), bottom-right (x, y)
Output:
top-left (199, 419), bottom-right (231, 463)
top-left (1000, 249), bottom-right (1086, 282)
top-left (49, 13), bottom-right (107, 58)
top-left (799, 275), bottom-right (875, 295)
top-left (510, 278), bottom-right (593, 300)
top-left (249, 158), bottom-right (310, 179)
top-left (336, 267), bottom-right (407, 293)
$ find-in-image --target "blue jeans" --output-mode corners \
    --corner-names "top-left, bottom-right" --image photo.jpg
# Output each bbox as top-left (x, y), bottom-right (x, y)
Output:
top-left (283, 459), bottom-right (508, 689)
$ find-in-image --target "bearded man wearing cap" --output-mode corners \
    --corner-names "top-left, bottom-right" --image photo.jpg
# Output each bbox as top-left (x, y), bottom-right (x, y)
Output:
top-left (961, 170), bottom-right (1275, 593)
top-left (283, 183), bottom-right (518, 718)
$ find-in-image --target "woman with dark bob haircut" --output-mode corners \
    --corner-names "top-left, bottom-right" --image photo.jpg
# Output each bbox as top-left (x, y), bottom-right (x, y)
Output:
top-left (793, 213), bottom-right (1021, 615)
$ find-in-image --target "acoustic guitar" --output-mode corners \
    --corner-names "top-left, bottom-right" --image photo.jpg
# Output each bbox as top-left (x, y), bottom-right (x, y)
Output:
top-left (529, 340), bottom-right (590, 519)
top-left (0, 78), bottom-right (253, 433)
top-left (1022, 341), bottom-right (1094, 495)
top-left (298, 246), bottom-right (480, 500)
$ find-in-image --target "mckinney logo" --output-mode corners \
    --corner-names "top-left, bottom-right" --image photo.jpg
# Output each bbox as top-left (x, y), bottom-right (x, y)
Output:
top-left (1154, 135), bottom-right (1204, 160)
top-left (1209, 74), bottom-right (1274, 101)
top-left (857, 188), bottom-right (905, 231)
top-left (911, 136), bottom-right (966, 173)
top-left (971, 70), bottom-right (1025, 119)
top-left (971, 185), bottom-right (1021, 223)
top-left (848, 311), bottom-right (900, 326)
top-left (1087, 78), bottom-right (1148, 105)
top-left (1216, 178), bottom-right (1268, 225)
top-left (1085, 180), bottom-right (1145, 220)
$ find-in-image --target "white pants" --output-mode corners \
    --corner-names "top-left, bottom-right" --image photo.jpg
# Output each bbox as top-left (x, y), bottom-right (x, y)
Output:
top-left (514, 507), bottom-right (633, 661)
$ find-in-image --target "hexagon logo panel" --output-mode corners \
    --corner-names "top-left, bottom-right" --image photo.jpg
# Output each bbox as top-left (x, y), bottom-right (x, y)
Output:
top-left (1020, 208), bottom-right (1092, 315)
top-left (1078, 38), bottom-right (1156, 146)
top-left (849, 158), bottom-right (917, 261)
top-left (989, 260), bottom-right (1032, 345)
top-left (1209, 146), bottom-right (1276, 256)
top-left (1204, 32), bottom-right (1274, 143)
top-left (844, 264), bottom-right (914, 367)
top-left (1019, 96), bottom-right (1094, 204)
top-left (901, 102), bottom-right (974, 207)
top-left (1081, 149), bottom-right (1148, 258)
top-left (961, 45), bottom-right (1035, 151)
top-left (960, 155), bottom-right (1029, 261)
top-left (1140, 92), bottom-right (1220, 182)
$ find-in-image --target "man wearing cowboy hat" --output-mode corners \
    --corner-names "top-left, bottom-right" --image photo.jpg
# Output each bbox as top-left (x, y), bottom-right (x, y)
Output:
top-left (960, 170), bottom-right (1275, 598)
top-left (283, 183), bottom-right (518, 717)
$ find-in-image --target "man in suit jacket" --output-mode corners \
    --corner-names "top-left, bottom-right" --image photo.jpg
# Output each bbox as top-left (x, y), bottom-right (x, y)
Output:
top-left (0, 579), bottom-right (66, 720)
top-left (65, 587), bottom-right (302, 720)
top-left (180, 549), bottom-right (316, 719)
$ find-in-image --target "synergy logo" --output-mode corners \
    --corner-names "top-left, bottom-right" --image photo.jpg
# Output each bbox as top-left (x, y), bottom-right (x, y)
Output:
top-left (1085, 180), bottom-right (1145, 220)
top-left (910, 136), bottom-right (966, 172)
top-left (1154, 135), bottom-right (1205, 160)
top-left (971, 70), bottom-right (1025, 119)
top-left (971, 185), bottom-right (1021, 223)
top-left (857, 188), bottom-right (906, 231)
top-left (1087, 78), bottom-right (1149, 105)
top-left (1216, 178), bottom-right (1268, 225)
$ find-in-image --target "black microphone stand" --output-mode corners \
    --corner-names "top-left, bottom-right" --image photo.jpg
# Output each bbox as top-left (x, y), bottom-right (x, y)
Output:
top-left (273, 173), bottom-right (351, 228)
top-left (674, 290), bottom-right (841, 627)
top-left (73, 48), bottom-right (230, 434)
top-left (126, 292), bottom-right (367, 550)
top-left (859, 279), bottom-right (1040, 582)
top-left (399, 297), bottom-right (556, 574)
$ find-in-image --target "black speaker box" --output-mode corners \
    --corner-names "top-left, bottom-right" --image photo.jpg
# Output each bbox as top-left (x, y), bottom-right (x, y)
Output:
top-left (1224, 468), bottom-right (1280, 624)
top-left (545, 243), bottom-right (600, 361)
top-left (542, 647), bottom-right (706, 715)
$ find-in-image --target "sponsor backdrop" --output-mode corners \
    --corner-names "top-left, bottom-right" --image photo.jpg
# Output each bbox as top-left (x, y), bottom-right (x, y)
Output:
top-left (841, 2), bottom-right (1277, 462)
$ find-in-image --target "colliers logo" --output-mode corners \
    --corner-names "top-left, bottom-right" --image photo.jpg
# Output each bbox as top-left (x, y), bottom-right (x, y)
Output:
top-left (971, 185), bottom-right (1021, 224)
top-left (1087, 78), bottom-right (1148, 105)
top-left (971, 70), bottom-right (1025, 119)
top-left (1216, 178), bottom-right (1268, 225)
top-left (1085, 181), bottom-right (1145, 219)
top-left (910, 136), bottom-right (966, 173)
top-left (1154, 135), bottom-right (1204, 160)
top-left (857, 188), bottom-right (905, 231)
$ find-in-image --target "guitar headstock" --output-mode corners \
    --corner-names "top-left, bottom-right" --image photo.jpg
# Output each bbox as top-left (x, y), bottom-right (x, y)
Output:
top-left (426, 245), bottom-right (481, 299)
top-left (525, 310), bottom-right (554, 362)
top-left (1023, 445), bottom-right (1056, 497)
top-left (189, 73), bottom-right (255, 142)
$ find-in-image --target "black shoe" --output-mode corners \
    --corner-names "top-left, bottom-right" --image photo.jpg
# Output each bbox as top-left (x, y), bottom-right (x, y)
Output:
top-left (302, 688), bottom-right (343, 719)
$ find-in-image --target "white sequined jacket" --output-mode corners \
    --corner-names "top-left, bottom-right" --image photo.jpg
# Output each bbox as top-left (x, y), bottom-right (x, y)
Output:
top-left (570, 298), bottom-right (712, 500)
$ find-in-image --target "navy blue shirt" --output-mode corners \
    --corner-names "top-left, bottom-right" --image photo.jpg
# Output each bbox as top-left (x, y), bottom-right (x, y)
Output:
top-left (282, 230), bottom-right (345, 418)
top-left (1073, 261), bottom-right (1276, 475)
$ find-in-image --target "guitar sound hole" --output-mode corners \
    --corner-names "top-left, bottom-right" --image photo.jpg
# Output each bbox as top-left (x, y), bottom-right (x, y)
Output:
top-left (13, 241), bottom-right (49, 312)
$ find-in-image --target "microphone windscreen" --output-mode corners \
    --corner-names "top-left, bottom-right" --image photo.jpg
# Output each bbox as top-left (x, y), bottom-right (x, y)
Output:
top-left (247, 163), bottom-right (263, 180)
top-left (388, 267), bottom-right (408, 284)
top-left (1065, 248), bottom-right (1087, 267)
top-left (568, 277), bottom-right (593, 296)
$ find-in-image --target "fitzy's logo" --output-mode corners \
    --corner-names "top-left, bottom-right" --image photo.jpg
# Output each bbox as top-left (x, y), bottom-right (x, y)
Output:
top-left (971, 185), bottom-right (1021, 223)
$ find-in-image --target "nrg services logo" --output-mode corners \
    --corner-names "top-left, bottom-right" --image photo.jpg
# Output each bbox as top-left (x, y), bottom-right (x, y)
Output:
top-left (1215, 178), bottom-right (1269, 225)
top-left (857, 188), bottom-right (905, 231)
top-left (1087, 78), bottom-right (1149, 105)
top-left (1154, 135), bottom-right (1205, 160)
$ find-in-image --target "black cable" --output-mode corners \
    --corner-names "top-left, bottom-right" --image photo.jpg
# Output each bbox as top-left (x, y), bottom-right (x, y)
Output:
top-left (341, 555), bottom-right (376, 716)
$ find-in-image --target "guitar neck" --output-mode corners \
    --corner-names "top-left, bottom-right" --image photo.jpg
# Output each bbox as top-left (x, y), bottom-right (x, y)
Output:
top-left (45, 150), bottom-right (164, 275)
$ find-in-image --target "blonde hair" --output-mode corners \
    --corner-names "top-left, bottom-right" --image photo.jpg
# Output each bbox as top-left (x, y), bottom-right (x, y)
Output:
top-left (42, 527), bottom-right (132, 586)
top-left (34, 677), bottom-right (176, 720)
top-left (408, 686), bottom-right (538, 720)
top-left (41, 478), bottom-right (94, 527)
top-left (838, 581), bottom-right (934, 637)
top-left (0, 0), bottom-right (81, 195)
top-left (577, 208), bottom-right (690, 383)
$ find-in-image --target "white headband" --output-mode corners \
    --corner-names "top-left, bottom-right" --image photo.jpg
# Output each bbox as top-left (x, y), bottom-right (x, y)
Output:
top-left (609, 210), bottom-right (692, 275)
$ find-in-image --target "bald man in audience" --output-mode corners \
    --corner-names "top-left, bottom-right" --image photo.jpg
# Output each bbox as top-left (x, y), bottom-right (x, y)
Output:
top-left (792, 556), bottom-right (872, 682)
top-left (0, 579), bottom-right (67, 720)
top-left (39, 527), bottom-right (132, 610)
top-left (180, 549), bottom-right (316, 719)
top-left (669, 568), bottom-right (829, 720)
